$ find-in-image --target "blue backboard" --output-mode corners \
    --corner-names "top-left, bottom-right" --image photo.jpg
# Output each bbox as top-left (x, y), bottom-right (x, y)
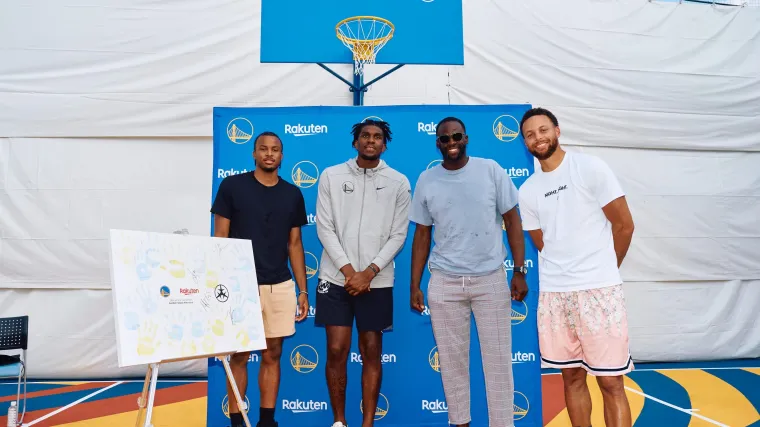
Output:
top-left (260, 0), bottom-right (464, 66)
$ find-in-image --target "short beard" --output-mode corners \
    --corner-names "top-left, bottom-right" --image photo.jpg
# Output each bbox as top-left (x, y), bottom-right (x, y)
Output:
top-left (530, 137), bottom-right (558, 160)
top-left (257, 164), bottom-right (278, 173)
top-left (359, 152), bottom-right (380, 161)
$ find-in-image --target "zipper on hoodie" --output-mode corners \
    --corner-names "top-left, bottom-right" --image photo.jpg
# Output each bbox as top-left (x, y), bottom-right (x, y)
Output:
top-left (357, 168), bottom-right (367, 270)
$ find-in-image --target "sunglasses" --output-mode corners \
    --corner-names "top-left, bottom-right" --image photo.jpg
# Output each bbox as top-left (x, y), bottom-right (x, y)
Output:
top-left (437, 133), bottom-right (465, 144)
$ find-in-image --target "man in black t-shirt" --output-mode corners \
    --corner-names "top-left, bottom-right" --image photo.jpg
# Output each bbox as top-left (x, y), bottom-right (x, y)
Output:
top-left (211, 131), bottom-right (309, 427)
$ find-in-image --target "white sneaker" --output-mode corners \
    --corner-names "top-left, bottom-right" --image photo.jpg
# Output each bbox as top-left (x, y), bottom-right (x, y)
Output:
top-left (331, 423), bottom-right (347, 427)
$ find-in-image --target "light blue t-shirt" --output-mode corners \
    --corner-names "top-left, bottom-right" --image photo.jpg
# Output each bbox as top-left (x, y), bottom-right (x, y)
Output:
top-left (409, 157), bottom-right (519, 276)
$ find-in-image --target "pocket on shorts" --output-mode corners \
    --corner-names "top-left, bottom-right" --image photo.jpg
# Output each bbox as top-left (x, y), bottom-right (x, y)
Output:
top-left (268, 280), bottom-right (296, 314)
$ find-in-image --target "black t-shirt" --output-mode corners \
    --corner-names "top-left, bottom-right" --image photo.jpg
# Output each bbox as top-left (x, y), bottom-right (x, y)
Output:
top-left (210, 172), bottom-right (307, 285)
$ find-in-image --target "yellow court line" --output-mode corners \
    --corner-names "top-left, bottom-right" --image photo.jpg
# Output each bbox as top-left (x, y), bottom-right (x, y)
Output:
top-left (54, 397), bottom-right (207, 427)
top-left (742, 368), bottom-right (760, 376)
top-left (659, 369), bottom-right (759, 427)
top-left (545, 374), bottom-right (644, 427)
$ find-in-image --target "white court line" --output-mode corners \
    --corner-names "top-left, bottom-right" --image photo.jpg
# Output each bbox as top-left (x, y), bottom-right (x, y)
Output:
top-left (23, 381), bottom-right (123, 427)
top-left (109, 379), bottom-right (206, 383)
top-left (539, 366), bottom-right (759, 375)
top-left (624, 386), bottom-right (729, 427)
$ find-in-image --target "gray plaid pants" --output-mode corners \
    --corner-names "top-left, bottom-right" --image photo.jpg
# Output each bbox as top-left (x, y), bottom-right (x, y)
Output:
top-left (428, 267), bottom-right (515, 427)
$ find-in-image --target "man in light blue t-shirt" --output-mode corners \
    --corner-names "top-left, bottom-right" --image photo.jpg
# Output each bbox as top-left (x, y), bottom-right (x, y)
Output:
top-left (409, 116), bottom-right (529, 427)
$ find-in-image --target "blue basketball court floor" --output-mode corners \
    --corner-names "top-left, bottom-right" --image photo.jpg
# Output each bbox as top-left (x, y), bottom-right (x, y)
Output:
top-left (1, 359), bottom-right (758, 426)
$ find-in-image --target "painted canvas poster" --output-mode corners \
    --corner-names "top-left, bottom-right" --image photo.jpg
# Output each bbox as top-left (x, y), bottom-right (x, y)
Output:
top-left (108, 229), bottom-right (266, 367)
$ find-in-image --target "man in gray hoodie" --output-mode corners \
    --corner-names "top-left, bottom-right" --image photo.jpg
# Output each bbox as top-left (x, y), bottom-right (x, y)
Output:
top-left (315, 119), bottom-right (411, 427)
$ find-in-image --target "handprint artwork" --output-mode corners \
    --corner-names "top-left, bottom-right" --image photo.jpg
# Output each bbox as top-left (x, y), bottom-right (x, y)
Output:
top-left (192, 321), bottom-right (205, 338)
top-left (134, 238), bottom-right (161, 281)
top-left (237, 257), bottom-right (254, 272)
top-left (181, 340), bottom-right (198, 357)
top-left (158, 240), bottom-right (188, 279)
top-left (166, 311), bottom-right (189, 342)
top-left (123, 311), bottom-right (140, 331)
top-left (136, 320), bottom-right (160, 356)
top-left (205, 270), bottom-right (220, 289)
top-left (139, 284), bottom-right (159, 315)
top-left (109, 230), bottom-right (266, 367)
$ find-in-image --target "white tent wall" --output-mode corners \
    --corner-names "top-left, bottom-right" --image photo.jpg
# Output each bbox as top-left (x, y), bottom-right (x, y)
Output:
top-left (0, 0), bottom-right (758, 379)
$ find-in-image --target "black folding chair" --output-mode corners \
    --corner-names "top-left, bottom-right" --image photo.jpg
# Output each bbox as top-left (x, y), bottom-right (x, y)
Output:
top-left (0, 316), bottom-right (28, 427)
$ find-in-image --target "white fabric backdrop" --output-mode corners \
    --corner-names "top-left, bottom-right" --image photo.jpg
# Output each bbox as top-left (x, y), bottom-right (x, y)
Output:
top-left (1, 0), bottom-right (759, 378)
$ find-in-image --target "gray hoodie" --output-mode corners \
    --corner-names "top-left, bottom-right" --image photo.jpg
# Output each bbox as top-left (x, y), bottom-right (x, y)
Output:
top-left (315, 158), bottom-right (412, 288)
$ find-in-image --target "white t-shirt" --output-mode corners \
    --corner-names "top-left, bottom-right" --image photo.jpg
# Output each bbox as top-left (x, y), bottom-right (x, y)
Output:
top-left (518, 150), bottom-right (624, 292)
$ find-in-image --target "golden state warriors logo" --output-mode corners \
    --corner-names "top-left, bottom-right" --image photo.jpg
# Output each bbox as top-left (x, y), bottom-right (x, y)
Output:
top-left (305, 251), bottom-right (319, 279)
top-left (512, 300), bottom-right (528, 326)
top-left (290, 344), bottom-right (318, 373)
top-left (160, 285), bottom-right (170, 297)
top-left (360, 392), bottom-right (389, 420)
top-left (426, 159), bottom-right (442, 170)
top-left (227, 118), bottom-right (253, 145)
top-left (428, 346), bottom-right (440, 372)
top-left (363, 115), bottom-right (383, 122)
top-left (222, 395), bottom-right (251, 417)
top-left (514, 391), bottom-right (529, 421)
top-left (492, 115), bottom-right (520, 142)
top-left (291, 161), bottom-right (319, 188)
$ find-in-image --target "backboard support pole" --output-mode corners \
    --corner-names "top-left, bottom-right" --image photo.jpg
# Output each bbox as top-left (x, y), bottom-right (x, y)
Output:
top-left (353, 71), bottom-right (363, 106)
top-left (316, 63), bottom-right (406, 106)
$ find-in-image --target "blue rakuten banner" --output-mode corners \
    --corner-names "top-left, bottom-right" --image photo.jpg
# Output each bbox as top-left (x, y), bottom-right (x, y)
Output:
top-left (208, 104), bottom-right (542, 427)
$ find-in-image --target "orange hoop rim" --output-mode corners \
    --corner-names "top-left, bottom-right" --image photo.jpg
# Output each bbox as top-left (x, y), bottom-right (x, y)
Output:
top-left (335, 15), bottom-right (395, 45)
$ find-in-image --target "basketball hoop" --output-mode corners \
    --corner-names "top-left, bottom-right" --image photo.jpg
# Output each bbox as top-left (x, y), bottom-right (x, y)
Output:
top-left (336, 16), bottom-right (394, 76)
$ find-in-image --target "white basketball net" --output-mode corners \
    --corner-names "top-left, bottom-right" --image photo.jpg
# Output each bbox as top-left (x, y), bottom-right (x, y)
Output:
top-left (336, 17), bottom-right (395, 75)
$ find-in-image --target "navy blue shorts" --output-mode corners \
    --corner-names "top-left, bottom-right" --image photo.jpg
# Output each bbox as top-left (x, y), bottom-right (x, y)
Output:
top-left (314, 279), bottom-right (393, 332)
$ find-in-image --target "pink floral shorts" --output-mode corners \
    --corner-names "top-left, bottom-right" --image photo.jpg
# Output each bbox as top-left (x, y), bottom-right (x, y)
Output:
top-left (537, 284), bottom-right (634, 376)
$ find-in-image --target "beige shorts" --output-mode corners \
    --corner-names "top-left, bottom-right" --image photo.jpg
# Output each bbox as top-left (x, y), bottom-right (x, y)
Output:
top-left (259, 279), bottom-right (297, 338)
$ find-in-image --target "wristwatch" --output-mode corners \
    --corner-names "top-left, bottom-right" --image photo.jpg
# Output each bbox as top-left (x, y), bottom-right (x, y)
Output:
top-left (513, 265), bottom-right (528, 275)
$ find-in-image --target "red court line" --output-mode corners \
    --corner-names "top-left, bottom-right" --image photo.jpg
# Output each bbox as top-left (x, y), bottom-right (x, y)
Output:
top-left (0, 382), bottom-right (113, 403)
top-left (15, 382), bottom-right (206, 427)
top-left (541, 374), bottom-right (567, 423)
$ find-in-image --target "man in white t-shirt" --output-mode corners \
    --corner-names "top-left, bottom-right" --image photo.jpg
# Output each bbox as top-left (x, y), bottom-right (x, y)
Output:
top-left (517, 108), bottom-right (635, 427)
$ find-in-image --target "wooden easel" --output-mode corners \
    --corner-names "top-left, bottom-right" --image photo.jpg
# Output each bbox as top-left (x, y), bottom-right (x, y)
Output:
top-left (133, 352), bottom-right (251, 427)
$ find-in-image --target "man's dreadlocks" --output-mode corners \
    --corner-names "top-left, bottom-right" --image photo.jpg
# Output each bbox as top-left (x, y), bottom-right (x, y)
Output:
top-left (350, 119), bottom-right (392, 145)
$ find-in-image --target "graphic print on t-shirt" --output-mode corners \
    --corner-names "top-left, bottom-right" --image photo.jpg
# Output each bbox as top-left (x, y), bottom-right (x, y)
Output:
top-left (544, 184), bottom-right (567, 198)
